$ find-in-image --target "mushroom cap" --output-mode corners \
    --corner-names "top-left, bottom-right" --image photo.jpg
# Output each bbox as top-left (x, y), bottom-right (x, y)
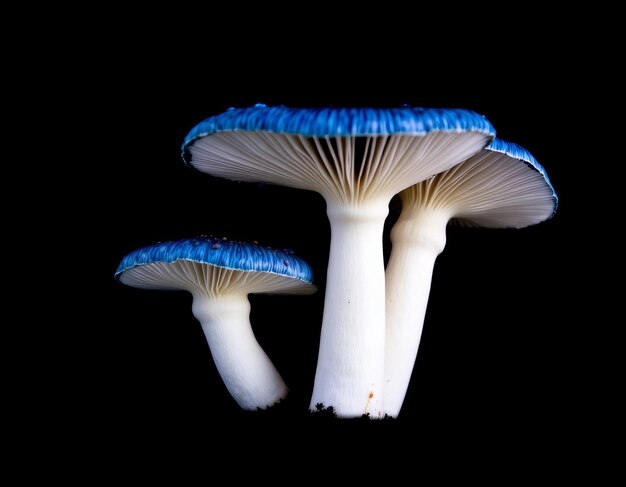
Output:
top-left (181, 104), bottom-right (495, 203)
top-left (182, 104), bottom-right (495, 142)
top-left (115, 237), bottom-right (316, 295)
top-left (400, 138), bottom-right (558, 229)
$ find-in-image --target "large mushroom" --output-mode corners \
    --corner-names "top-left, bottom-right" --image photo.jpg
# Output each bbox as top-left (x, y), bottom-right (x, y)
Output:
top-left (182, 104), bottom-right (495, 417)
top-left (384, 138), bottom-right (558, 417)
top-left (115, 237), bottom-right (316, 410)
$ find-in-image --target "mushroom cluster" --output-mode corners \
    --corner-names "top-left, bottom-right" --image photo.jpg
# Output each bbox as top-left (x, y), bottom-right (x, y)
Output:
top-left (117, 104), bottom-right (558, 419)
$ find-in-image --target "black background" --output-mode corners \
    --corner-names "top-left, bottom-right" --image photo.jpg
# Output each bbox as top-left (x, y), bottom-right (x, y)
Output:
top-left (70, 29), bottom-right (598, 469)
top-left (102, 93), bottom-right (576, 425)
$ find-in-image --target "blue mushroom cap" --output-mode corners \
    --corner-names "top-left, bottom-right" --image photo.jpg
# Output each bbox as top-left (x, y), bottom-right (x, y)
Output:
top-left (182, 104), bottom-right (496, 164)
top-left (115, 237), bottom-right (314, 284)
top-left (486, 138), bottom-right (559, 213)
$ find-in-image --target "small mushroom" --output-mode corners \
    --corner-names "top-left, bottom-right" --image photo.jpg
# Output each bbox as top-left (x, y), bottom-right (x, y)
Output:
top-left (115, 237), bottom-right (316, 410)
top-left (182, 104), bottom-right (495, 418)
top-left (384, 138), bottom-right (558, 417)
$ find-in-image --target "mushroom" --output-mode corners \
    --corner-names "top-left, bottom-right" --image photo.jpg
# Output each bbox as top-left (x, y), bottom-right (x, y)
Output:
top-left (115, 236), bottom-right (316, 410)
top-left (384, 138), bottom-right (558, 417)
top-left (182, 104), bottom-right (495, 418)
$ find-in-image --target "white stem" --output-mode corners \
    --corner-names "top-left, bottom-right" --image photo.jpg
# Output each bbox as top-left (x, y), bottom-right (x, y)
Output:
top-left (310, 200), bottom-right (389, 418)
top-left (192, 293), bottom-right (288, 410)
top-left (384, 209), bottom-right (450, 417)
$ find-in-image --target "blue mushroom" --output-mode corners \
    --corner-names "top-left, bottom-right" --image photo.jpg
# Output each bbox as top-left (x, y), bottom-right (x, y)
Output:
top-left (182, 104), bottom-right (495, 418)
top-left (116, 237), bottom-right (316, 410)
top-left (385, 139), bottom-right (558, 417)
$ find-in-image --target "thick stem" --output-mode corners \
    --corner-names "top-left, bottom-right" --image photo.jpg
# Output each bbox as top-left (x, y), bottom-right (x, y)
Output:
top-left (192, 293), bottom-right (288, 410)
top-left (310, 200), bottom-right (389, 418)
top-left (384, 209), bottom-right (450, 417)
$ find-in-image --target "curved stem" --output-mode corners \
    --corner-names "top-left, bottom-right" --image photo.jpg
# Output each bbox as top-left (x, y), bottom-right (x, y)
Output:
top-left (310, 200), bottom-right (388, 418)
top-left (384, 209), bottom-right (449, 417)
top-left (192, 293), bottom-right (288, 410)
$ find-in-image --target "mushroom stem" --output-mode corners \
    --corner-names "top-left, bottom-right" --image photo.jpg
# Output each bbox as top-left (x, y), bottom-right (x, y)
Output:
top-left (310, 200), bottom-right (389, 418)
top-left (192, 293), bottom-right (288, 410)
top-left (384, 208), bottom-right (450, 417)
